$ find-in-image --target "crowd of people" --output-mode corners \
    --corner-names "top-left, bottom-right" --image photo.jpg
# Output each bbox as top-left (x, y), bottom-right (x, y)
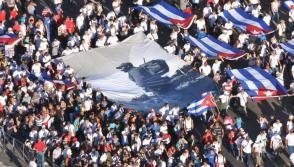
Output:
top-left (0, 0), bottom-right (293, 167)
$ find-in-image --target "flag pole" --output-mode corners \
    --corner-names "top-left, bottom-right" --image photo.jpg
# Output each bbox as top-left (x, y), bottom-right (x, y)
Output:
top-left (211, 92), bottom-right (221, 115)
top-left (251, 93), bottom-right (294, 99)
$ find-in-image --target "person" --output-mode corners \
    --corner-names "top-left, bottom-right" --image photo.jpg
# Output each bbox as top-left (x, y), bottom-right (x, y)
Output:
top-left (204, 149), bottom-right (216, 167)
top-left (215, 151), bottom-right (226, 167)
top-left (212, 122), bottom-right (224, 146)
top-left (241, 136), bottom-right (253, 167)
top-left (33, 138), bottom-right (47, 167)
top-left (271, 0), bottom-right (280, 23)
top-left (270, 133), bottom-right (283, 157)
top-left (287, 115), bottom-right (294, 133)
top-left (29, 157), bottom-right (37, 167)
top-left (286, 130), bottom-right (294, 155)
top-left (257, 115), bottom-right (269, 130)
top-left (199, 61), bottom-right (212, 77)
top-left (228, 129), bottom-right (236, 157)
top-left (255, 130), bottom-right (267, 158)
top-left (252, 140), bottom-right (263, 166)
top-left (234, 89), bottom-right (250, 117)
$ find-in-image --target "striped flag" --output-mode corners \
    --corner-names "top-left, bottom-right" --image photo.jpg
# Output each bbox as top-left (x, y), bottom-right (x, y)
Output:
top-left (226, 67), bottom-right (287, 97)
top-left (187, 92), bottom-right (216, 116)
top-left (133, 1), bottom-right (195, 29)
top-left (184, 35), bottom-right (246, 60)
top-left (52, 79), bottom-right (77, 90)
top-left (281, 39), bottom-right (294, 56)
top-left (29, 72), bottom-right (77, 90)
top-left (0, 34), bottom-right (20, 45)
top-left (219, 8), bottom-right (274, 35)
top-left (283, 0), bottom-right (294, 10)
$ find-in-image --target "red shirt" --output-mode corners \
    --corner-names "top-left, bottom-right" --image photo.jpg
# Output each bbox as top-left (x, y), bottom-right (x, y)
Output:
top-left (202, 131), bottom-right (213, 144)
top-left (12, 24), bottom-right (21, 32)
top-left (34, 141), bottom-right (47, 153)
top-left (65, 19), bottom-right (75, 33)
top-left (10, 9), bottom-right (18, 19)
top-left (0, 10), bottom-right (6, 22)
top-left (228, 130), bottom-right (235, 145)
top-left (68, 20), bottom-right (75, 33)
top-left (54, 13), bottom-right (63, 26)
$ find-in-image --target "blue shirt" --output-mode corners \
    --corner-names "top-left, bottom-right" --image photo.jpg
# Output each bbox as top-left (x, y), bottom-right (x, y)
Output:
top-left (205, 151), bottom-right (216, 167)
top-left (236, 118), bottom-right (242, 129)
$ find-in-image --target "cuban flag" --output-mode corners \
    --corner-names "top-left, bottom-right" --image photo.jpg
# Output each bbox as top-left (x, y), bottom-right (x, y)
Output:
top-left (281, 39), bottom-right (294, 56)
top-left (227, 67), bottom-right (287, 97)
top-left (283, 0), bottom-right (294, 10)
top-left (0, 34), bottom-right (20, 45)
top-left (185, 35), bottom-right (246, 60)
top-left (220, 8), bottom-right (274, 35)
top-left (133, 1), bottom-right (195, 29)
top-left (187, 92), bottom-right (216, 116)
top-left (29, 72), bottom-right (77, 90)
top-left (52, 79), bottom-right (77, 90)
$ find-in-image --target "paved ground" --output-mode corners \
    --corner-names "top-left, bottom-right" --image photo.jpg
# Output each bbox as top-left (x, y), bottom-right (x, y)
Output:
top-left (0, 149), bottom-right (22, 167)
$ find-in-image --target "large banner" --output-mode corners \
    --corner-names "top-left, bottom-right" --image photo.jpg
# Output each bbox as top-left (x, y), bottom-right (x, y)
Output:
top-left (59, 33), bottom-right (217, 110)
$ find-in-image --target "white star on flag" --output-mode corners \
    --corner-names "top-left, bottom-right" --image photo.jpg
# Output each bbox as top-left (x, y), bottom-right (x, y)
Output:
top-left (265, 90), bottom-right (273, 96)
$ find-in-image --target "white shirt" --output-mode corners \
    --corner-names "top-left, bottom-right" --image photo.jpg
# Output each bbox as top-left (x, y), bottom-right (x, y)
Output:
top-left (29, 161), bottom-right (37, 167)
top-left (52, 147), bottom-right (62, 160)
top-left (219, 94), bottom-right (229, 104)
top-left (164, 45), bottom-right (176, 54)
top-left (271, 1), bottom-right (280, 13)
top-left (150, 23), bottom-right (158, 32)
top-left (112, 0), bottom-right (121, 13)
top-left (195, 19), bottom-right (206, 31)
top-left (263, 14), bottom-right (271, 26)
top-left (133, 26), bottom-right (144, 33)
top-left (84, 100), bottom-right (92, 111)
top-left (184, 54), bottom-right (194, 64)
top-left (271, 134), bottom-right (282, 149)
top-left (159, 106), bottom-right (169, 117)
top-left (212, 61), bottom-right (221, 73)
top-left (250, 0), bottom-right (260, 5)
top-left (31, 63), bottom-right (41, 75)
top-left (76, 15), bottom-right (85, 30)
top-left (287, 121), bottom-right (293, 132)
top-left (270, 54), bottom-right (280, 68)
top-left (290, 153), bottom-right (294, 165)
top-left (224, 2), bottom-right (232, 11)
top-left (237, 91), bottom-right (249, 107)
top-left (290, 10), bottom-right (294, 22)
top-left (203, 6), bottom-right (212, 17)
top-left (252, 7), bottom-right (261, 18)
top-left (291, 65), bottom-right (294, 77)
top-left (253, 142), bottom-right (262, 153)
top-left (239, 34), bottom-right (249, 46)
top-left (199, 64), bottom-right (211, 76)
top-left (273, 122), bottom-right (282, 133)
top-left (231, 1), bottom-right (241, 8)
top-left (96, 36), bottom-right (106, 47)
top-left (107, 35), bottom-right (118, 45)
top-left (241, 139), bottom-right (253, 153)
top-left (286, 133), bottom-right (294, 146)
top-left (218, 33), bottom-right (230, 43)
